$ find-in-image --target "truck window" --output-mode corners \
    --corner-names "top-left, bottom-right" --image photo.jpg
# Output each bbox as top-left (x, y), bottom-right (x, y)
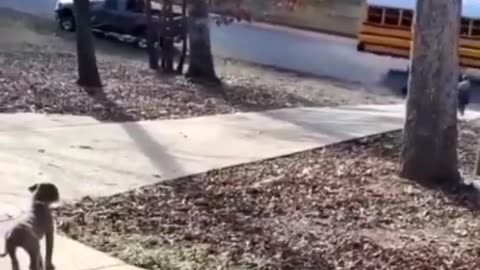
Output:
top-left (126, 0), bottom-right (145, 13)
top-left (105, 0), bottom-right (117, 10)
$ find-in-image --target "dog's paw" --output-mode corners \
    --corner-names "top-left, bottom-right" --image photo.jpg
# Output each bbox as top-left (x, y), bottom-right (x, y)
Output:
top-left (46, 263), bottom-right (55, 270)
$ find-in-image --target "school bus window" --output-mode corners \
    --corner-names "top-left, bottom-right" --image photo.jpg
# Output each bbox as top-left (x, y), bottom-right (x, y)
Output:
top-left (384, 8), bottom-right (400, 25)
top-left (400, 9), bottom-right (412, 27)
top-left (461, 18), bottom-right (470, 35)
top-left (367, 6), bottom-right (383, 24)
top-left (472, 20), bottom-right (480, 35)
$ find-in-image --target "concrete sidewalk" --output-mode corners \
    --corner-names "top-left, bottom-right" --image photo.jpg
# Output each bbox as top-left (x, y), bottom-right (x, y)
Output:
top-left (0, 103), bottom-right (478, 269)
top-left (1, 103), bottom-right (480, 204)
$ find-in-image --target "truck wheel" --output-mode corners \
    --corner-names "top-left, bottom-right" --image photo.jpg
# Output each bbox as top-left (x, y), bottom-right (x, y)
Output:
top-left (135, 36), bottom-right (160, 49)
top-left (59, 14), bottom-right (76, 32)
top-left (136, 37), bottom-right (148, 49)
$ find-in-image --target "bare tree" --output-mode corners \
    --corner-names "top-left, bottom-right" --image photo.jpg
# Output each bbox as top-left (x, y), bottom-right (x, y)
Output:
top-left (475, 146), bottom-right (480, 176)
top-left (186, 0), bottom-right (218, 81)
top-left (145, 0), bottom-right (159, 69)
top-left (161, 0), bottom-right (175, 72)
top-left (183, 0), bottom-right (300, 80)
top-left (176, 0), bottom-right (188, 73)
top-left (73, 0), bottom-right (102, 88)
top-left (400, 0), bottom-right (462, 185)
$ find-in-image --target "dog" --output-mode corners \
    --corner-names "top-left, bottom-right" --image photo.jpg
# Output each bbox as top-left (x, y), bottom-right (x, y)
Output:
top-left (400, 74), bottom-right (471, 116)
top-left (0, 182), bottom-right (59, 270)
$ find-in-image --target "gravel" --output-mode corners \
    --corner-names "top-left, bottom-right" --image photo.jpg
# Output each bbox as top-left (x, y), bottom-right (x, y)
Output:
top-left (55, 120), bottom-right (480, 270)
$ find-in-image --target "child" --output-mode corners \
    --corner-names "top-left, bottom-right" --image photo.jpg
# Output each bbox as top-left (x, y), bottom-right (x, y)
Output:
top-left (400, 74), bottom-right (471, 116)
top-left (457, 74), bottom-right (471, 116)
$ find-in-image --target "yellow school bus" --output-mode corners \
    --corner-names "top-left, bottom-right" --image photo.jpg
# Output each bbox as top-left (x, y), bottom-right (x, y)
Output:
top-left (357, 0), bottom-right (480, 69)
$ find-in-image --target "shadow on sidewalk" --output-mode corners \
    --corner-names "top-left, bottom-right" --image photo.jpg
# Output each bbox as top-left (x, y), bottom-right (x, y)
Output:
top-left (257, 107), bottom-right (403, 145)
top-left (85, 87), bottom-right (185, 178)
top-left (188, 77), bottom-right (319, 112)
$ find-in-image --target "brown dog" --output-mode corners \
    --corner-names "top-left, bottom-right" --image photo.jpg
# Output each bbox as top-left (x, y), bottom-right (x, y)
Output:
top-left (0, 182), bottom-right (59, 270)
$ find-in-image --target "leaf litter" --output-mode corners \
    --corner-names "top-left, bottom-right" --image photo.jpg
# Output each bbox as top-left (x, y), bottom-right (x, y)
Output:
top-left (0, 41), bottom-right (398, 122)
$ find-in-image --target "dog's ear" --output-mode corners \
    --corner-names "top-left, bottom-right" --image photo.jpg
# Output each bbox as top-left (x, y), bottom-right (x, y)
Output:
top-left (28, 184), bottom-right (38, 193)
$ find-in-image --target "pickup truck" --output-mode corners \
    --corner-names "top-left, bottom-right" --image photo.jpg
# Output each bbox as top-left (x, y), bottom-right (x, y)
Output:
top-left (54, 0), bottom-right (183, 48)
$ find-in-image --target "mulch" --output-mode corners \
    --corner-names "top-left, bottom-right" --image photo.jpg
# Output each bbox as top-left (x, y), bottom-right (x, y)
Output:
top-left (54, 120), bottom-right (480, 270)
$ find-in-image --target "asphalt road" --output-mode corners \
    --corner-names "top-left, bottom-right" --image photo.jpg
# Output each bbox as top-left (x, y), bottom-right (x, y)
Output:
top-left (210, 22), bottom-right (480, 105)
top-left (211, 21), bottom-right (409, 87)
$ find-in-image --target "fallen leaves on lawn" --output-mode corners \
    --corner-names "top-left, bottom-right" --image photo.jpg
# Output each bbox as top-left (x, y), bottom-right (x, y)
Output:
top-left (0, 46), bottom-right (297, 122)
top-left (0, 39), bottom-right (400, 123)
top-left (55, 121), bottom-right (480, 270)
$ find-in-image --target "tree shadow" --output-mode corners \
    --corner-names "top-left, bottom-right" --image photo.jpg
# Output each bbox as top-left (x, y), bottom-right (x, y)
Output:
top-left (257, 106), bottom-right (404, 146)
top-left (186, 77), bottom-right (320, 112)
top-left (378, 69), bottom-right (408, 96)
top-left (83, 87), bottom-right (185, 177)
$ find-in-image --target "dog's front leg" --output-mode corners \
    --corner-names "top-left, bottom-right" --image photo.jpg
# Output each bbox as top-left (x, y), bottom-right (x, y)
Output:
top-left (45, 228), bottom-right (55, 270)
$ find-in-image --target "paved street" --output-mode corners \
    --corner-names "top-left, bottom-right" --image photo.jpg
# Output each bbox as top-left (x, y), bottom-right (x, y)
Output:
top-left (211, 21), bottom-right (408, 86)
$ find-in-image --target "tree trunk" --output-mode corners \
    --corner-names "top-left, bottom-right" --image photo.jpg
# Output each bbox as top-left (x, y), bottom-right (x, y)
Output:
top-left (145, 0), bottom-right (159, 69)
top-left (73, 0), bottom-right (102, 88)
top-left (176, 0), bottom-right (188, 74)
top-left (186, 0), bottom-right (218, 81)
top-left (161, 0), bottom-right (174, 73)
top-left (400, 0), bottom-right (462, 185)
top-left (475, 143), bottom-right (480, 176)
